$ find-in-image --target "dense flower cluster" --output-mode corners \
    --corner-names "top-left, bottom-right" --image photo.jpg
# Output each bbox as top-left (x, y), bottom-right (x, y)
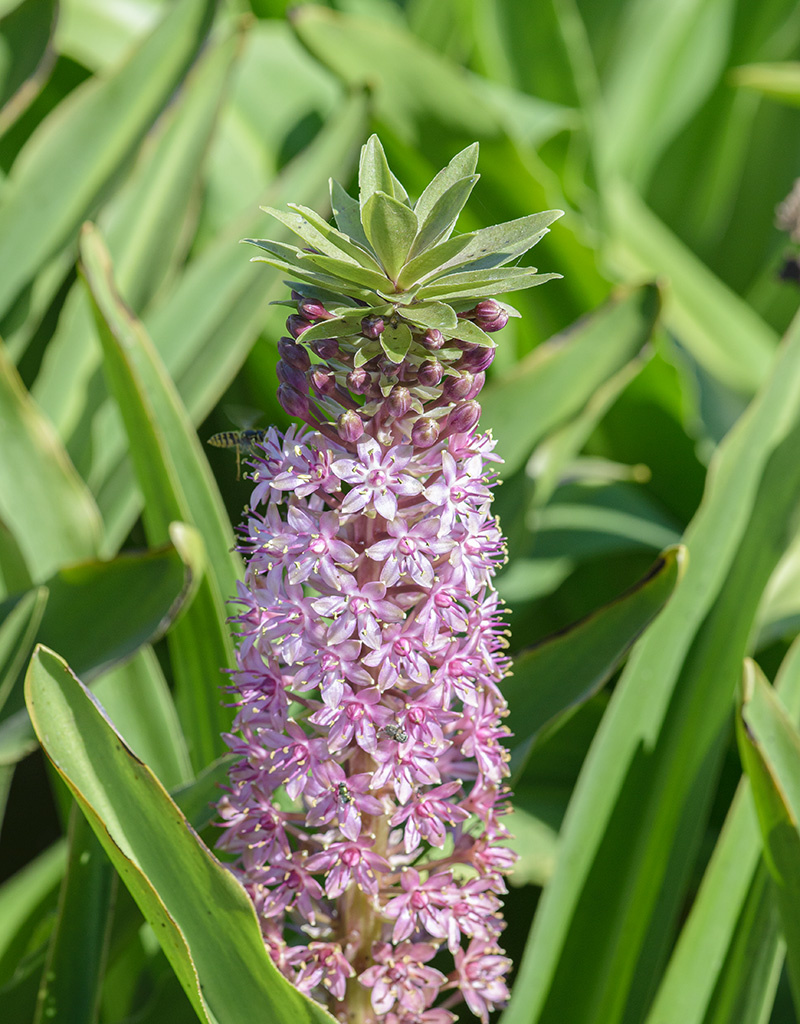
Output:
top-left (215, 135), bottom-right (560, 1023)
top-left (216, 328), bottom-right (517, 1021)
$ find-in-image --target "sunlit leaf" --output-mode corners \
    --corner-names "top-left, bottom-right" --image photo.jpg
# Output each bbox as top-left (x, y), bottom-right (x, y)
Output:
top-left (25, 646), bottom-right (338, 1024)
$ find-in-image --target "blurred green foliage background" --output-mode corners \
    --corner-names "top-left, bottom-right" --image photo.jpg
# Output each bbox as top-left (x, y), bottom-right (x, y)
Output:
top-left (3, 0), bottom-right (800, 1022)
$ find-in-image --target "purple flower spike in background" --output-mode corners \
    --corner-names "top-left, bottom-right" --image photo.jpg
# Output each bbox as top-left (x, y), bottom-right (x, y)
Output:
top-left (216, 136), bottom-right (562, 1024)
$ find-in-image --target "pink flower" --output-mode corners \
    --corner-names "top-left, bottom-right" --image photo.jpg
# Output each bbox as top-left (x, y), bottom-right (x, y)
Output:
top-left (390, 780), bottom-right (469, 853)
top-left (306, 837), bottom-right (390, 898)
top-left (366, 515), bottom-right (452, 587)
top-left (332, 437), bottom-right (423, 519)
top-left (309, 685), bottom-right (392, 753)
top-left (450, 941), bottom-right (512, 1023)
top-left (286, 942), bottom-right (355, 1001)
top-left (359, 942), bottom-right (446, 1016)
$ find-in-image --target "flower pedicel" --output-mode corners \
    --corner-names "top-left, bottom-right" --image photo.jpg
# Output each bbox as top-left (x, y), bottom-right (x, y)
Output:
top-left (216, 136), bottom-right (562, 1023)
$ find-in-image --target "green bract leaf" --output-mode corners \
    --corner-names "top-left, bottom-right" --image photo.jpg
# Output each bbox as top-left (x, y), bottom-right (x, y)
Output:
top-left (294, 317), bottom-right (361, 345)
top-left (424, 209), bottom-right (564, 280)
top-left (402, 303), bottom-right (459, 331)
top-left (25, 647), bottom-right (337, 1024)
top-left (443, 317), bottom-right (494, 347)
top-left (286, 203), bottom-right (384, 272)
top-left (408, 175), bottom-right (479, 259)
top-left (380, 321), bottom-right (413, 363)
top-left (396, 233), bottom-right (476, 290)
top-left (413, 143), bottom-right (480, 225)
top-left (249, 250), bottom-right (366, 296)
top-left (330, 177), bottom-right (371, 249)
top-left (354, 342), bottom-right (381, 367)
top-left (362, 191), bottom-right (419, 283)
top-left (260, 205), bottom-right (365, 264)
top-left (297, 250), bottom-right (391, 292)
top-left (358, 134), bottom-right (397, 210)
top-left (422, 274), bottom-right (562, 303)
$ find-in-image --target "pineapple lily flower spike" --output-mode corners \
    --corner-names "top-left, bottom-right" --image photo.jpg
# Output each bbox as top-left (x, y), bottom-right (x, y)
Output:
top-left (215, 136), bottom-right (562, 1024)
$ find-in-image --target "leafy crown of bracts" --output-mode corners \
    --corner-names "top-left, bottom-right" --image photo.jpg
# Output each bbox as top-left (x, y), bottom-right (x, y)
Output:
top-left (243, 135), bottom-right (563, 443)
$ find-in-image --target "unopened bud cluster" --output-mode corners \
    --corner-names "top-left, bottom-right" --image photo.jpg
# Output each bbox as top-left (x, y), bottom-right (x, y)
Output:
top-left (275, 292), bottom-right (508, 455)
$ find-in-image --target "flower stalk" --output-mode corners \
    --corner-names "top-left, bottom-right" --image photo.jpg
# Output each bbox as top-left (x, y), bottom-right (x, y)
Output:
top-left (216, 136), bottom-right (562, 1023)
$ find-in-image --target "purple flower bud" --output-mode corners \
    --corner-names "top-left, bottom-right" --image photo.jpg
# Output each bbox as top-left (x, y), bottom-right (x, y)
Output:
top-left (277, 360), bottom-right (308, 393)
top-left (298, 297), bottom-right (333, 321)
top-left (443, 371), bottom-right (476, 402)
top-left (379, 358), bottom-right (401, 377)
top-left (309, 366), bottom-right (338, 397)
top-left (420, 328), bottom-right (445, 350)
top-left (277, 337), bottom-right (311, 371)
top-left (385, 386), bottom-right (411, 418)
top-left (362, 315), bottom-right (385, 339)
top-left (347, 367), bottom-right (372, 395)
top-left (447, 400), bottom-right (481, 435)
top-left (277, 383), bottom-right (309, 418)
top-left (411, 417), bottom-right (440, 448)
top-left (418, 360), bottom-right (443, 387)
top-left (466, 370), bottom-right (486, 399)
top-left (458, 344), bottom-right (496, 372)
top-left (337, 410), bottom-right (364, 442)
top-left (311, 338), bottom-right (340, 360)
top-left (286, 314), bottom-right (312, 339)
top-left (474, 299), bottom-right (509, 332)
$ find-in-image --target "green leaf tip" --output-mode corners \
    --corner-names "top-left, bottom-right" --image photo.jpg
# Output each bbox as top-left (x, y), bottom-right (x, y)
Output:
top-left (245, 135), bottom-right (562, 339)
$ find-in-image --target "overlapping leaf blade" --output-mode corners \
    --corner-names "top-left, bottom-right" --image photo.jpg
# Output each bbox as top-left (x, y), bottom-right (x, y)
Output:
top-left (738, 658), bottom-right (800, 1013)
top-left (25, 646), bottom-right (337, 1024)
top-left (0, 0), bottom-right (216, 319)
top-left (80, 224), bottom-right (236, 769)
top-left (481, 285), bottom-right (661, 477)
top-left (503, 306), bottom-right (800, 1024)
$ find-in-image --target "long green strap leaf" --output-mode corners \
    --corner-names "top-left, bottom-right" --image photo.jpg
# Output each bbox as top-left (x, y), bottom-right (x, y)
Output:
top-left (79, 225), bottom-right (237, 769)
top-left (0, 0), bottom-right (216, 319)
top-left (506, 545), bottom-right (685, 777)
top-left (25, 646), bottom-right (337, 1024)
top-left (645, 637), bottom-right (800, 1024)
top-left (0, 528), bottom-right (202, 767)
top-left (481, 284), bottom-right (660, 477)
top-left (738, 658), bottom-right (800, 1014)
top-left (33, 23), bottom-right (243, 449)
top-left (605, 181), bottom-right (777, 393)
top-left (33, 807), bottom-right (115, 1024)
top-left (503, 305), bottom-right (800, 1024)
top-left (0, 342), bottom-right (102, 582)
top-left (0, 588), bottom-right (47, 716)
